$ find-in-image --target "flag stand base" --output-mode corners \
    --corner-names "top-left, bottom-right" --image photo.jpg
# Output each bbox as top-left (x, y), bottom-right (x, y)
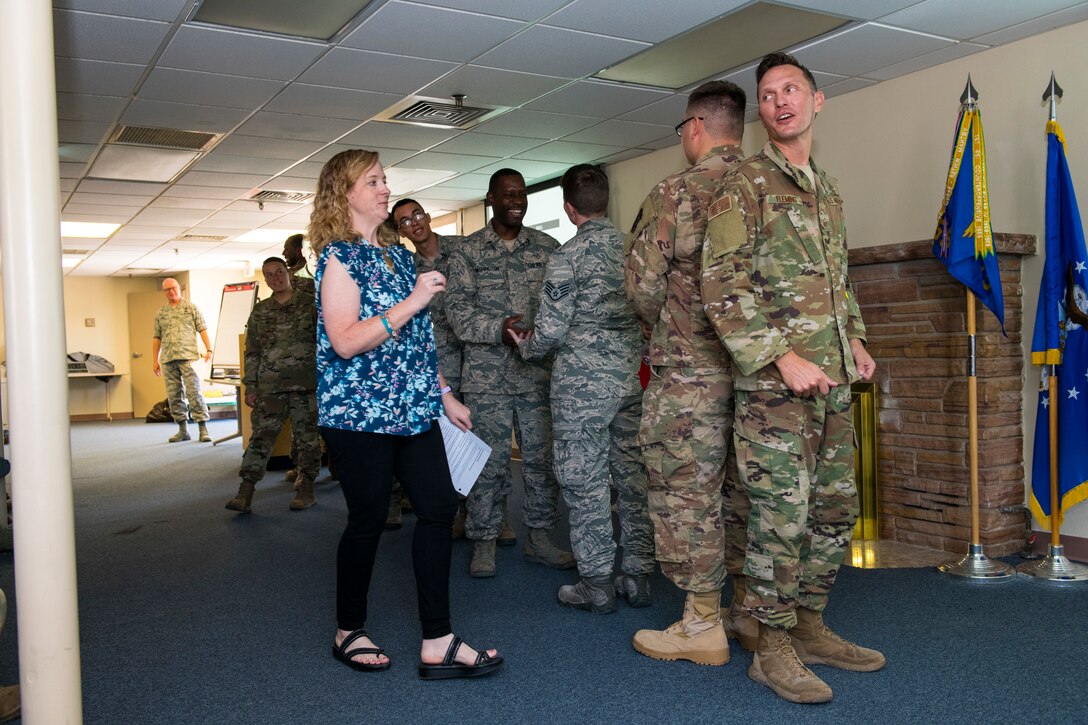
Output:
top-left (1015, 544), bottom-right (1088, 582)
top-left (938, 543), bottom-right (1014, 579)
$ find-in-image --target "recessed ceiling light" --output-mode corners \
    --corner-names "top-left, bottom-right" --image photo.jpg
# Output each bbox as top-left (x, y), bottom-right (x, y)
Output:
top-left (61, 222), bottom-right (121, 238)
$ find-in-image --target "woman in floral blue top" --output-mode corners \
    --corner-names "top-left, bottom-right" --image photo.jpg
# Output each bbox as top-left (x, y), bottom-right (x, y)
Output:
top-left (311, 149), bottom-right (502, 679)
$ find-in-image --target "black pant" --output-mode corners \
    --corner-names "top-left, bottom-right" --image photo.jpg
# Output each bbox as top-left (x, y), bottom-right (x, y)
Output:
top-left (322, 424), bottom-right (459, 639)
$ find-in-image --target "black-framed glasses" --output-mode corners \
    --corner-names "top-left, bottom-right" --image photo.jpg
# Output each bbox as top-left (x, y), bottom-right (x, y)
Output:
top-left (396, 209), bottom-right (427, 229)
top-left (674, 116), bottom-right (703, 136)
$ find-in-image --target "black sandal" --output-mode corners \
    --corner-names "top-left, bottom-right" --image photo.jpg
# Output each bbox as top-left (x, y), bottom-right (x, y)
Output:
top-left (418, 635), bottom-right (503, 680)
top-left (332, 629), bottom-right (390, 672)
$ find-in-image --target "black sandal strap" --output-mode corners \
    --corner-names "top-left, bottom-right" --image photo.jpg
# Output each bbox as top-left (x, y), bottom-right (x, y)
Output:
top-left (337, 629), bottom-right (370, 655)
top-left (442, 635), bottom-right (464, 666)
top-left (475, 649), bottom-right (494, 665)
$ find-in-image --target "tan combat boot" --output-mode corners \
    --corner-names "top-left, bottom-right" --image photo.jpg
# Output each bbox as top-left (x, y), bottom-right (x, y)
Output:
top-left (497, 498), bottom-right (517, 546)
top-left (470, 539), bottom-right (497, 578)
top-left (225, 480), bottom-right (256, 513)
top-left (789, 607), bottom-right (886, 671)
top-left (168, 422), bottom-right (190, 443)
top-left (749, 622), bottom-right (833, 704)
top-left (523, 528), bottom-right (575, 569)
top-left (197, 422), bottom-right (211, 442)
top-left (289, 479), bottom-right (316, 510)
top-left (722, 575), bottom-right (758, 652)
top-left (632, 591), bottom-right (730, 665)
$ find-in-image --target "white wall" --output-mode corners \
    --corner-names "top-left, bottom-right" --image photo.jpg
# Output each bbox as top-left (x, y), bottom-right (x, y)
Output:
top-left (605, 19), bottom-right (1088, 538)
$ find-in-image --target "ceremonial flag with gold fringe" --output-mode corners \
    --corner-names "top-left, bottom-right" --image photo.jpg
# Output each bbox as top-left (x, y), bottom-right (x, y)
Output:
top-left (1030, 120), bottom-right (1088, 528)
top-left (933, 104), bottom-right (1006, 332)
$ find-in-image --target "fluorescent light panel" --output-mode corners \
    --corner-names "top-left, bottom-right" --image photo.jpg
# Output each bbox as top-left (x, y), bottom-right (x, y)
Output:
top-left (193, 0), bottom-right (375, 40)
top-left (61, 222), bottom-right (121, 238)
top-left (595, 2), bottom-right (848, 90)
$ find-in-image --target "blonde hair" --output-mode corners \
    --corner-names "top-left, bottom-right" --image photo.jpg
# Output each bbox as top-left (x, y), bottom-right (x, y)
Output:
top-left (308, 149), bottom-right (398, 256)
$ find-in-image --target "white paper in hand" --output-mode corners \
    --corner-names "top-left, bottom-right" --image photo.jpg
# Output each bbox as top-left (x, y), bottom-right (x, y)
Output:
top-left (437, 415), bottom-right (492, 496)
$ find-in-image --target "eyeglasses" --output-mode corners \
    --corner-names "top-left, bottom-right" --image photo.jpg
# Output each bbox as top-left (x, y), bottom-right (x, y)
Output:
top-left (396, 210), bottom-right (427, 229)
top-left (674, 116), bottom-right (703, 136)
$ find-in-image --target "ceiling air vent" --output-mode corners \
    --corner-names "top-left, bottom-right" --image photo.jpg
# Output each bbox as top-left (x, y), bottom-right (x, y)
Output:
top-left (249, 189), bottom-right (315, 204)
top-left (177, 234), bottom-right (229, 241)
top-left (109, 125), bottom-right (219, 151)
top-left (375, 95), bottom-right (507, 130)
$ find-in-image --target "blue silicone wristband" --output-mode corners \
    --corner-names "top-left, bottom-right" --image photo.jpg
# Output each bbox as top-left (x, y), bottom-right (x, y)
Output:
top-left (380, 314), bottom-right (394, 338)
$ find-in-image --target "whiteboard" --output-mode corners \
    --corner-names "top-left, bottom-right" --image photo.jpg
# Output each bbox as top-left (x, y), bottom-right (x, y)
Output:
top-left (210, 282), bottom-right (258, 380)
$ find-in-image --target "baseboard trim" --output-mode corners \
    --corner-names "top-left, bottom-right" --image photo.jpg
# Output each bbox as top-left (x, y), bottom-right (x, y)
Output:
top-left (1031, 532), bottom-right (1088, 563)
top-left (70, 412), bottom-right (135, 422)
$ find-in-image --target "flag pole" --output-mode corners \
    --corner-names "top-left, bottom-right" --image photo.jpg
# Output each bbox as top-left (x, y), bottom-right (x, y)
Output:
top-left (938, 77), bottom-right (1014, 579)
top-left (1017, 72), bottom-right (1088, 581)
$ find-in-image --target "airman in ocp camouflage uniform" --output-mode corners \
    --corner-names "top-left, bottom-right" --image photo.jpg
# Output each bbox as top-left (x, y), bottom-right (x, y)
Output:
top-left (444, 169), bottom-right (572, 578)
top-left (514, 165), bottom-right (653, 615)
top-left (226, 257), bottom-right (321, 514)
top-left (624, 81), bottom-right (750, 665)
top-left (700, 52), bottom-right (882, 705)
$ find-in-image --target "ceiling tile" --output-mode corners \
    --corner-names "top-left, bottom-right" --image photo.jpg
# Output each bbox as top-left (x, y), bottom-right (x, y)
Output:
top-left (63, 203), bottom-right (141, 218)
top-left (526, 80), bottom-right (670, 118)
top-left (972, 3), bottom-right (1088, 45)
top-left (597, 148), bottom-right (654, 165)
top-left (432, 132), bottom-right (544, 158)
top-left (53, 9), bottom-right (170, 65)
top-left (55, 58), bottom-right (144, 96)
top-left (59, 143), bottom-right (98, 163)
top-left (212, 135), bottom-right (325, 160)
top-left (129, 207), bottom-right (214, 226)
top-left (57, 119), bottom-right (109, 144)
top-left (516, 140), bottom-right (627, 164)
top-left (57, 92), bottom-right (127, 122)
top-left (820, 76), bottom-right (878, 98)
top-left (264, 176), bottom-right (317, 193)
top-left (413, 186), bottom-right (486, 202)
top-left (338, 123), bottom-right (460, 151)
top-left (475, 25), bottom-right (649, 79)
top-left (120, 99), bottom-right (250, 133)
top-left (139, 68), bottom-right (286, 109)
top-left (792, 23), bottom-right (953, 76)
top-left (394, 151), bottom-right (500, 174)
top-left (158, 25), bottom-right (326, 81)
top-left (342, 2), bottom-right (523, 62)
top-left (265, 84), bottom-right (401, 122)
top-left (545, 0), bottom-right (744, 42)
top-left (420, 66), bottom-right (569, 107)
top-left (308, 144), bottom-right (416, 167)
top-left (53, 0), bottom-right (190, 22)
top-left (880, 0), bottom-right (1085, 40)
top-left (408, 0), bottom-right (571, 22)
top-left (776, 0), bottom-right (921, 20)
top-left (618, 94), bottom-right (690, 125)
top-left (475, 109), bottom-right (600, 139)
top-left (149, 196), bottom-right (231, 210)
top-left (177, 170), bottom-right (270, 189)
top-left (233, 111), bottom-right (359, 142)
top-left (562, 119), bottom-right (673, 147)
top-left (193, 153), bottom-right (290, 176)
top-left (473, 159), bottom-right (570, 183)
top-left (299, 48), bottom-right (457, 95)
top-left (76, 179), bottom-right (168, 196)
top-left (69, 192), bottom-right (157, 207)
top-left (866, 42), bottom-right (989, 81)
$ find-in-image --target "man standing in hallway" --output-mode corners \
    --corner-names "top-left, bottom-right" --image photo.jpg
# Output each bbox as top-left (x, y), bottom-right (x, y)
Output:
top-left (624, 80), bottom-right (749, 666)
top-left (701, 52), bottom-right (881, 704)
top-left (512, 164), bottom-right (654, 613)
top-left (152, 277), bottom-right (212, 443)
top-left (445, 168), bottom-right (572, 578)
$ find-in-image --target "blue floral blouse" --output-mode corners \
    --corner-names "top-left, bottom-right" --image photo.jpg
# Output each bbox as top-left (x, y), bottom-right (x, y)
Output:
top-left (315, 239), bottom-right (442, 435)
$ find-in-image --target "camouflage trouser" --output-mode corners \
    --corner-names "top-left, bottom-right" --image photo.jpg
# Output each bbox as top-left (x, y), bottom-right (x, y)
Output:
top-left (735, 384), bottom-right (858, 629)
top-left (640, 365), bottom-right (745, 593)
top-left (553, 392), bottom-right (654, 579)
top-left (162, 359), bottom-right (209, 423)
top-left (462, 389), bottom-right (559, 540)
top-left (239, 391), bottom-right (322, 483)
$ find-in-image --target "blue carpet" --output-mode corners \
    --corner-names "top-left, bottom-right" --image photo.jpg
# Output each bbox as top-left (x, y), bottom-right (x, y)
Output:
top-left (0, 420), bottom-right (1085, 724)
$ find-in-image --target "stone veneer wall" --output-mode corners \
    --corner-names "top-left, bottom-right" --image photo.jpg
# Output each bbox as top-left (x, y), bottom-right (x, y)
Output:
top-left (849, 234), bottom-right (1034, 557)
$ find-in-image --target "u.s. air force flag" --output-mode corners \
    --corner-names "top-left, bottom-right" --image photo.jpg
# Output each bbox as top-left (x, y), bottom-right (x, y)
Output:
top-left (1030, 120), bottom-right (1088, 528)
top-left (933, 104), bottom-right (1006, 332)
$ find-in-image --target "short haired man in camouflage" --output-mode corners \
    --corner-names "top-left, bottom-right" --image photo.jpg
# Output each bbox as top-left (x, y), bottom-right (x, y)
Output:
top-left (624, 80), bottom-right (748, 664)
top-left (511, 164), bottom-right (654, 614)
top-left (445, 169), bottom-right (572, 577)
top-left (701, 52), bottom-right (882, 704)
top-left (226, 257), bottom-right (322, 513)
top-left (153, 277), bottom-right (213, 443)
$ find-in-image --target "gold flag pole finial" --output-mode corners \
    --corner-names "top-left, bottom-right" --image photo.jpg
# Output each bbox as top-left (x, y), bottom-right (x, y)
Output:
top-left (959, 75), bottom-right (978, 110)
top-left (1042, 72), bottom-right (1063, 123)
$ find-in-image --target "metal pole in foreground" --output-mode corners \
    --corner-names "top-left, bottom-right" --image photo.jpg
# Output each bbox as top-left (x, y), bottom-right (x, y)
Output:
top-left (939, 290), bottom-right (1013, 579)
top-left (1017, 72), bottom-right (1088, 582)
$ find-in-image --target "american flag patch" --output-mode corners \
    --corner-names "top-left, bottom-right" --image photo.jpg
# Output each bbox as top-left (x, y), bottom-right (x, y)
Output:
top-left (708, 195), bottom-right (733, 219)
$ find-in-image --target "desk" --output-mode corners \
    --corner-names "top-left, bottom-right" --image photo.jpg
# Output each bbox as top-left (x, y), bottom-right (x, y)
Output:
top-left (68, 372), bottom-right (124, 421)
top-left (207, 378), bottom-right (242, 445)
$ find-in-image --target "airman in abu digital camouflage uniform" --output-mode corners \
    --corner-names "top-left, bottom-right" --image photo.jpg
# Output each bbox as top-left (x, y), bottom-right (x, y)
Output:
top-left (624, 80), bottom-right (750, 665)
top-left (226, 257), bottom-right (321, 514)
top-left (444, 169), bottom-right (572, 578)
top-left (701, 52), bottom-right (882, 704)
top-left (512, 165), bottom-right (653, 614)
top-left (153, 277), bottom-right (213, 443)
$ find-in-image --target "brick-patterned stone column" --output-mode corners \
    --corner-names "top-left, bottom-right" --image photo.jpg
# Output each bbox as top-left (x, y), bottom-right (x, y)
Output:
top-left (849, 234), bottom-right (1034, 556)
